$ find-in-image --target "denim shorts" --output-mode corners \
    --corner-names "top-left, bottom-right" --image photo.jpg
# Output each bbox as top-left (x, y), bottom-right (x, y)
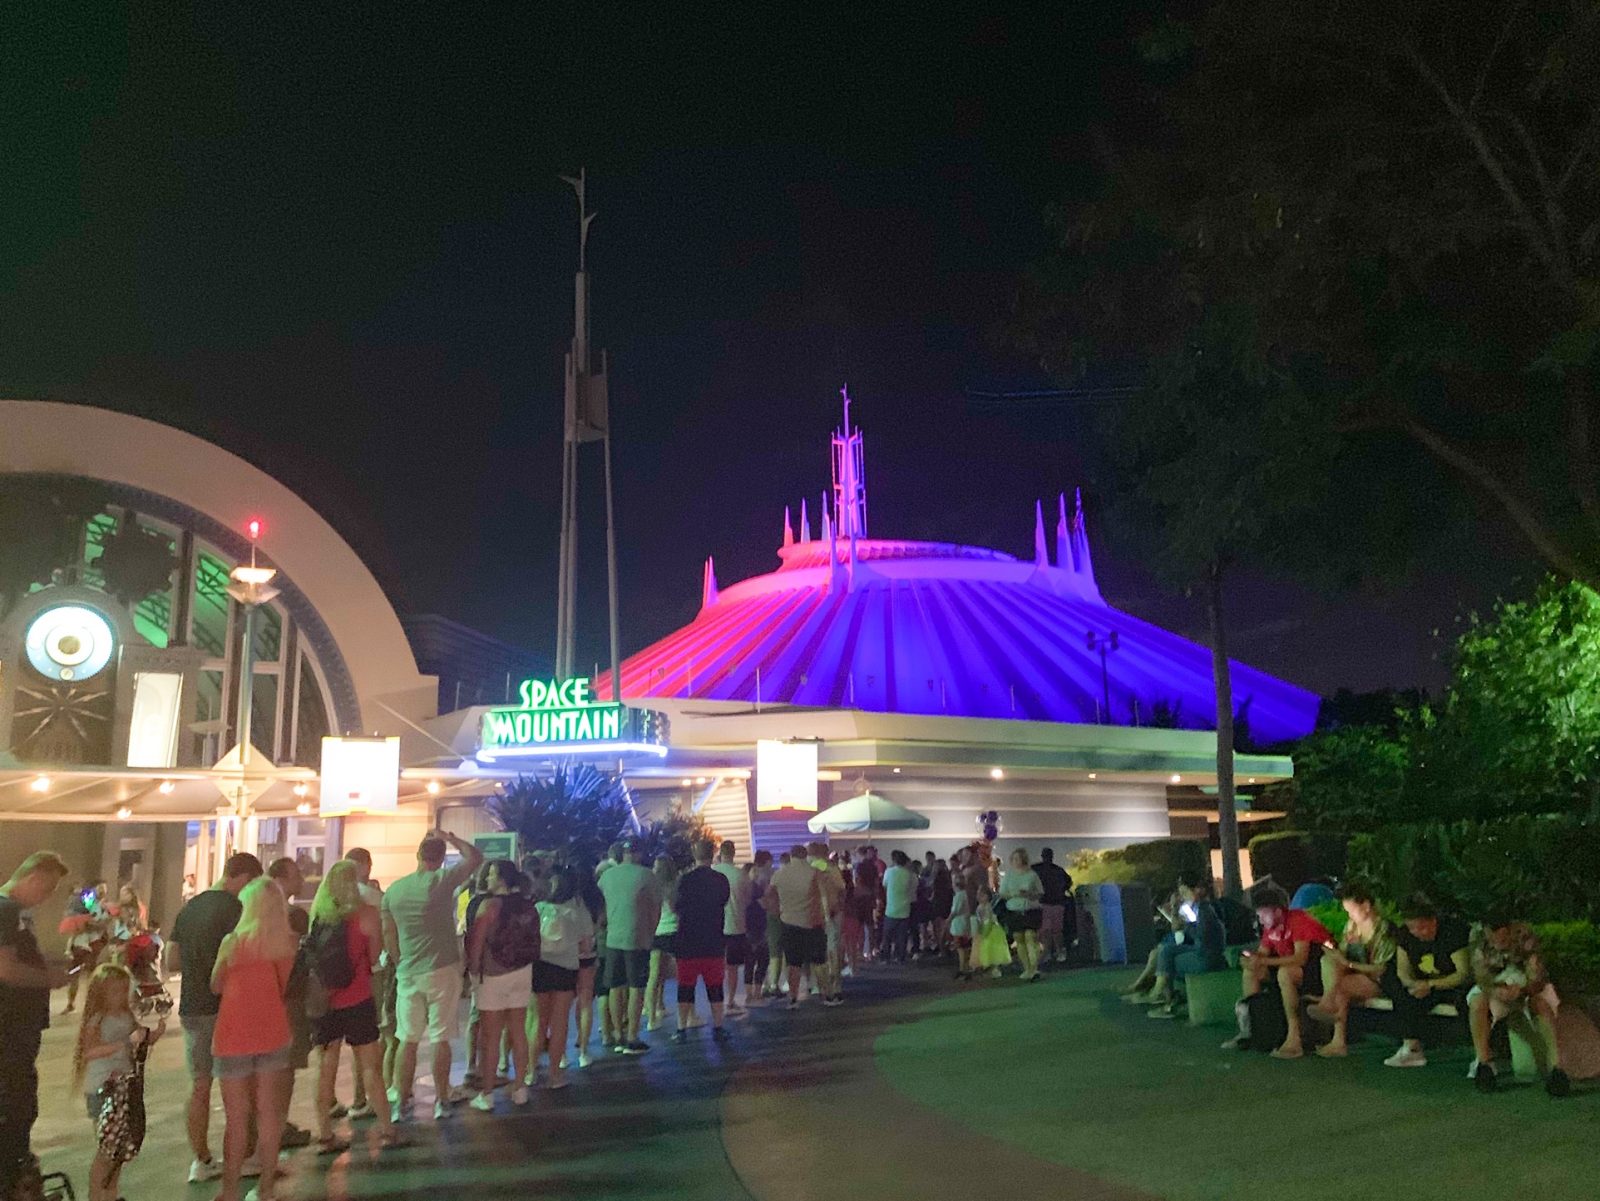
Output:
top-left (181, 1014), bottom-right (217, 1080)
top-left (213, 1045), bottom-right (290, 1080)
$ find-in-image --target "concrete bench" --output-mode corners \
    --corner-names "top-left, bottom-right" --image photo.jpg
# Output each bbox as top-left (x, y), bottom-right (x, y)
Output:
top-left (1319, 958), bottom-right (1461, 1018)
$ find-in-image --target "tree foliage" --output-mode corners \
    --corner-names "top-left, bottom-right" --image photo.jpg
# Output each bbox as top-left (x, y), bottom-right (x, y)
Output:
top-left (487, 765), bottom-right (639, 866)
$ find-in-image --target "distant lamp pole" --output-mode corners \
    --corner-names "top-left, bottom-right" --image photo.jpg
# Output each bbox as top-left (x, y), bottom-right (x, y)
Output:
top-left (1085, 628), bottom-right (1119, 723)
top-left (227, 519), bottom-right (279, 771)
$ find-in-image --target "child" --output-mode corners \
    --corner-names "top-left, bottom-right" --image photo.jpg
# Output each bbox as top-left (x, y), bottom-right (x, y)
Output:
top-left (72, 963), bottom-right (165, 1201)
top-left (949, 871), bottom-right (978, 980)
top-left (972, 886), bottom-right (1012, 979)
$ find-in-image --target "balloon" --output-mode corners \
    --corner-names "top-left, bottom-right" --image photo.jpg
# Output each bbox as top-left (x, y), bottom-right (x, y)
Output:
top-left (975, 809), bottom-right (1002, 842)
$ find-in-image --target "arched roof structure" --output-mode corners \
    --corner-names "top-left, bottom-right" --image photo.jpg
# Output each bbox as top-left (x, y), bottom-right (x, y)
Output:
top-left (0, 400), bottom-right (435, 730)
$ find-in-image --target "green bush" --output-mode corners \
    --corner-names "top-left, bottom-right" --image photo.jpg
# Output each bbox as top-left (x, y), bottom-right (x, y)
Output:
top-left (1305, 898), bottom-right (1347, 940)
top-left (1534, 921), bottom-right (1600, 996)
top-left (1070, 838), bottom-right (1208, 893)
top-left (1247, 830), bottom-right (1348, 895)
top-left (1348, 815), bottom-right (1600, 925)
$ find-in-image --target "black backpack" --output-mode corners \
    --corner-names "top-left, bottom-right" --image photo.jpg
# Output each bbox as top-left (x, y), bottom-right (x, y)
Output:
top-left (306, 919), bottom-right (354, 990)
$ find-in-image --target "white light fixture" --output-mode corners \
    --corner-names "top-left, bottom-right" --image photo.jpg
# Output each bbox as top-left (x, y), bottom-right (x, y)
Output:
top-left (158, 780), bottom-right (176, 795)
top-left (694, 776), bottom-right (708, 785)
top-left (1169, 773), bottom-right (1182, 784)
top-left (989, 767), bottom-right (1005, 781)
top-left (1088, 772), bottom-right (1097, 780)
top-left (892, 767), bottom-right (902, 774)
top-left (1247, 777), bottom-right (1257, 784)
top-left (115, 806), bottom-right (132, 820)
top-left (296, 800), bottom-right (313, 816)
top-left (426, 780), bottom-right (442, 795)
top-left (680, 778), bottom-right (692, 787)
top-left (292, 783), bottom-right (310, 798)
top-left (30, 775), bottom-right (50, 793)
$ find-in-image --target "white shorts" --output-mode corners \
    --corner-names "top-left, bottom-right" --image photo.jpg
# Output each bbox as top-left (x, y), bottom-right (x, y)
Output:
top-left (474, 967), bottom-right (533, 1013)
top-left (1468, 981), bottom-right (1559, 1022)
top-left (396, 963), bottom-right (463, 1045)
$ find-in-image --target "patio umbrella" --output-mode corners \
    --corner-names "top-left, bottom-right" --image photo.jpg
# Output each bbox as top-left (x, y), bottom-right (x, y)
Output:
top-left (806, 792), bottom-right (930, 833)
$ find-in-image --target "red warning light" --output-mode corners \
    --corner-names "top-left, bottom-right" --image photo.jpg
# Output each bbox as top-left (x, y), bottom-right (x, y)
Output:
top-left (246, 518), bottom-right (263, 542)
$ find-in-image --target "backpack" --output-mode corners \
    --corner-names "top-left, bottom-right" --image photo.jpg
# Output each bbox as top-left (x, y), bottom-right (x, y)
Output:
top-left (301, 918), bottom-right (354, 994)
top-left (486, 895), bottom-right (540, 971)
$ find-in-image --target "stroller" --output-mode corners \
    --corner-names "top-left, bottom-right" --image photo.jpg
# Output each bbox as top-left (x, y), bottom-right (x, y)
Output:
top-left (117, 932), bottom-right (173, 1018)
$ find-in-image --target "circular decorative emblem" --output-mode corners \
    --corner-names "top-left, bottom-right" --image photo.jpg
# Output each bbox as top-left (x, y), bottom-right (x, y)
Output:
top-left (25, 604), bottom-right (116, 681)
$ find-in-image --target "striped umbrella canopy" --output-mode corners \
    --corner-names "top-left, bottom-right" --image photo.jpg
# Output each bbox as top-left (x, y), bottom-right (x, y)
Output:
top-left (807, 792), bottom-right (930, 833)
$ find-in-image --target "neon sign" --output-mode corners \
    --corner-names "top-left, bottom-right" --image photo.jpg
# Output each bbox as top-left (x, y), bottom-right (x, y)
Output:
top-left (478, 676), bottom-right (666, 761)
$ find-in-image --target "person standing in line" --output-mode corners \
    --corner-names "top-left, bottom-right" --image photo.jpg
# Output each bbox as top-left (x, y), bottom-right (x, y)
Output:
top-left (380, 829), bottom-right (483, 1122)
top-left (851, 849), bottom-right (879, 964)
top-left (929, 859), bottom-right (955, 959)
top-left (596, 840), bottom-right (662, 1055)
top-left (771, 845), bottom-right (826, 1010)
top-left (264, 859), bottom-right (314, 1150)
top-left (210, 878), bottom-right (299, 1201)
top-left (530, 865), bottom-right (590, 1091)
top-left (341, 848), bottom-right (388, 1119)
top-left (572, 870), bottom-right (608, 1065)
top-left (807, 842), bottom-right (846, 1005)
top-left (880, 851), bottom-right (916, 964)
top-left (742, 863), bottom-right (770, 1006)
top-left (949, 870), bottom-right (979, 980)
top-left (645, 857), bottom-right (680, 1031)
top-left (1033, 848), bottom-right (1072, 966)
top-left (167, 852), bottom-right (263, 1185)
top-left (0, 851), bottom-right (71, 1201)
top-left (998, 849), bottom-right (1045, 981)
top-left (672, 841), bottom-right (733, 1042)
top-left (464, 860), bottom-right (535, 1108)
top-left (307, 861), bottom-right (403, 1153)
top-left (61, 881), bottom-right (109, 1015)
top-left (712, 841), bottom-right (751, 1017)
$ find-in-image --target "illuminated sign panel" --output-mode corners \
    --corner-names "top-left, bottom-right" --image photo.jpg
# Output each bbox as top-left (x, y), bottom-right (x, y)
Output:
top-left (478, 677), bottom-right (665, 760)
top-left (756, 739), bottom-right (819, 812)
top-left (320, 736), bottom-right (401, 816)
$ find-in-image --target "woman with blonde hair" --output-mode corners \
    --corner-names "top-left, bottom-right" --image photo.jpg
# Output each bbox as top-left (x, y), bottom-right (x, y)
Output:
top-left (210, 878), bottom-right (298, 1201)
top-left (308, 860), bottom-right (403, 1150)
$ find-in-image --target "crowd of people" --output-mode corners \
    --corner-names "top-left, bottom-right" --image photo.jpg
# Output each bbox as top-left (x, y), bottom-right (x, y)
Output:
top-left (1, 833), bottom-right (1088, 1201)
top-left (1121, 877), bottom-right (1575, 1097)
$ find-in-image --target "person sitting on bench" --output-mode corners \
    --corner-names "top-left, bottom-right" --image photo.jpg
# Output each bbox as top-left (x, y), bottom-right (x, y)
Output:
top-left (1223, 884), bottom-right (1330, 1059)
top-left (1309, 881), bottom-right (1394, 1057)
top-left (1380, 892), bottom-right (1469, 1069)
top-left (1120, 888), bottom-right (1183, 1004)
top-left (1146, 876), bottom-right (1226, 1019)
top-left (1467, 917), bottom-right (1570, 1097)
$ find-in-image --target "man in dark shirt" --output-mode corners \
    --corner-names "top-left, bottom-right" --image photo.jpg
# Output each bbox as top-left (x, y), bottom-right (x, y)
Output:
top-left (1381, 892), bottom-right (1472, 1069)
top-left (0, 851), bottom-right (70, 1200)
top-left (673, 841), bottom-right (732, 1043)
top-left (1034, 848), bottom-right (1073, 965)
top-left (168, 852), bottom-right (262, 1184)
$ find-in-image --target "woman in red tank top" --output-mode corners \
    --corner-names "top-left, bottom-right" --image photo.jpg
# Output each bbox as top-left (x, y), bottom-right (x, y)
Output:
top-left (308, 860), bottom-right (403, 1151)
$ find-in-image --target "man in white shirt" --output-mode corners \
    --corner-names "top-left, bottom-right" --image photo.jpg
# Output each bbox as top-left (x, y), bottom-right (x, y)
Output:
top-left (712, 842), bottom-right (752, 1016)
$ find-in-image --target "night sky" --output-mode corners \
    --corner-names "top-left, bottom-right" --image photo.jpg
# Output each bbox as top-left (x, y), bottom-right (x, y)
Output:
top-left (4, 6), bottom-right (1537, 698)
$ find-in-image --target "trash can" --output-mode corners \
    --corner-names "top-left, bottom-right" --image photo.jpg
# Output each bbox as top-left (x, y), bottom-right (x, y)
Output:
top-left (1076, 883), bottom-right (1127, 964)
top-left (1119, 881), bottom-right (1157, 966)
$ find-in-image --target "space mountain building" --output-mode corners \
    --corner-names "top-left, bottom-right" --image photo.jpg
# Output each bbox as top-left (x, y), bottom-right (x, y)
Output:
top-left (598, 396), bottom-right (1319, 865)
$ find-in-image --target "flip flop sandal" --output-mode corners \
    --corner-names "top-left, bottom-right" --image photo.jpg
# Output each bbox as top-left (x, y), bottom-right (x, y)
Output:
top-left (316, 1137), bottom-right (351, 1155)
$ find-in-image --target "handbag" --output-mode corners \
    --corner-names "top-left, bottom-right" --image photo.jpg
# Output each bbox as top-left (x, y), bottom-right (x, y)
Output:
top-left (95, 1038), bottom-right (149, 1165)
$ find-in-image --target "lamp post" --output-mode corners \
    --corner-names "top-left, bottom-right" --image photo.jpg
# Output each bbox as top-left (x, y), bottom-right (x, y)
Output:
top-left (1085, 628), bottom-right (1119, 723)
top-left (224, 522), bottom-right (279, 853)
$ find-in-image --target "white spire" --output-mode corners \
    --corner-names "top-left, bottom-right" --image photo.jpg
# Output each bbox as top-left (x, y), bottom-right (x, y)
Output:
top-left (701, 556), bottom-right (719, 609)
top-left (800, 498), bottom-right (812, 543)
top-left (831, 385), bottom-right (869, 541)
top-left (1033, 500), bottom-right (1049, 568)
top-left (1056, 492), bottom-right (1072, 570)
top-left (782, 505), bottom-right (794, 549)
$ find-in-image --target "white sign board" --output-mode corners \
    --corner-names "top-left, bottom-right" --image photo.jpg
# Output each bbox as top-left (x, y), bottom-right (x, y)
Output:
top-left (756, 739), bottom-right (819, 812)
top-left (319, 736), bottom-right (400, 817)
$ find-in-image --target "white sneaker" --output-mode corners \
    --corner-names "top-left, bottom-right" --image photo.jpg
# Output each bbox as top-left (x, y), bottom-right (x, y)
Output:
top-left (239, 1155), bottom-right (262, 1178)
top-left (469, 1092), bottom-right (495, 1113)
top-left (577, 1051), bottom-right (592, 1068)
top-left (512, 1085), bottom-right (530, 1106)
top-left (841, 966), bottom-right (855, 978)
top-left (188, 1157), bottom-right (223, 1184)
top-left (1384, 1048), bottom-right (1428, 1069)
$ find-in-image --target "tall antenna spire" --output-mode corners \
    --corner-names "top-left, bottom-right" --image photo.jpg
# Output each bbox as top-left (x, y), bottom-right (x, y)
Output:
top-left (782, 505), bottom-right (794, 548)
top-left (553, 168), bottom-right (620, 690)
top-left (831, 385), bottom-right (869, 541)
top-left (1056, 492), bottom-right (1072, 569)
top-left (1033, 500), bottom-right (1049, 568)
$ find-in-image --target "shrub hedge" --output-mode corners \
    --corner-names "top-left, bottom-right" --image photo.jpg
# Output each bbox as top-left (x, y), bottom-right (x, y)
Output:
top-left (1246, 830), bottom-right (1348, 895)
top-left (1070, 838), bottom-right (1209, 892)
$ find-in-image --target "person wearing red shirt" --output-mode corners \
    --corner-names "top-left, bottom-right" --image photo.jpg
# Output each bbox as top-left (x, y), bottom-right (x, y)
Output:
top-left (1222, 884), bottom-right (1330, 1059)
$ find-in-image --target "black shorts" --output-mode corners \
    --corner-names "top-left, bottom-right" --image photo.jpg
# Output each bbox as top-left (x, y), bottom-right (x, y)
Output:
top-left (1004, 907), bottom-right (1043, 934)
top-left (781, 923), bottom-right (827, 967)
top-left (604, 947), bottom-right (651, 990)
top-left (532, 961), bottom-right (578, 994)
top-left (724, 935), bottom-right (747, 966)
top-left (313, 998), bottom-right (380, 1049)
top-left (652, 933), bottom-right (678, 956)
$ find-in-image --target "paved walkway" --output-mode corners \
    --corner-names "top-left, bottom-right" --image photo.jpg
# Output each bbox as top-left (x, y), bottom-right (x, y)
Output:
top-left (31, 961), bottom-right (1133, 1201)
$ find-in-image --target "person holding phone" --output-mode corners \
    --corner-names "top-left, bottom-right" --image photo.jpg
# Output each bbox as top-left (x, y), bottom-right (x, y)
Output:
top-left (1222, 884), bottom-right (1331, 1057)
top-left (1308, 882), bottom-right (1395, 1056)
top-left (1147, 876), bottom-right (1227, 1019)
